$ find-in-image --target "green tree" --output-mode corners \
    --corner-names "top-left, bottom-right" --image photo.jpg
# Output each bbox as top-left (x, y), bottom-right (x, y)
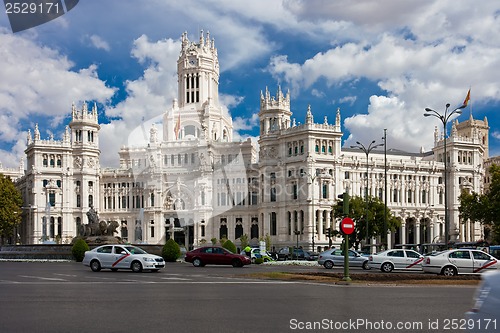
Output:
top-left (0, 174), bottom-right (23, 245)
top-left (71, 238), bottom-right (90, 262)
top-left (162, 239), bottom-right (181, 262)
top-left (332, 195), bottom-right (400, 249)
top-left (459, 164), bottom-right (500, 244)
top-left (222, 239), bottom-right (237, 253)
top-left (239, 234), bottom-right (249, 250)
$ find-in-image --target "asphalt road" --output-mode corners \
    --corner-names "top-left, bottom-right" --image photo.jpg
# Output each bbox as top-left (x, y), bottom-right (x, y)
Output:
top-left (0, 261), bottom-right (476, 333)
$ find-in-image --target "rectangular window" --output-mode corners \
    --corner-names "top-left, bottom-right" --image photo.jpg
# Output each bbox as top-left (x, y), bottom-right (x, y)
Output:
top-left (270, 187), bottom-right (276, 202)
top-left (251, 191), bottom-right (258, 205)
top-left (49, 193), bottom-right (56, 207)
top-left (270, 212), bottom-right (277, 236)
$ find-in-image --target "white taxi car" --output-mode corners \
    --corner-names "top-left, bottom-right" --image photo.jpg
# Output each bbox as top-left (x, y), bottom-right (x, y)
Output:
top-left (82, 244), bottom-right (165, 273)
top-left (368, 249), bottom-right (424, 272)
top-left (422, 249), bottom-right (498, 276)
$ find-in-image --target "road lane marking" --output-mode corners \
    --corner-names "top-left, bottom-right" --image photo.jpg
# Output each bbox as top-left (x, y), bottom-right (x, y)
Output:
top-left (19, 275), bottom-right (66, 281)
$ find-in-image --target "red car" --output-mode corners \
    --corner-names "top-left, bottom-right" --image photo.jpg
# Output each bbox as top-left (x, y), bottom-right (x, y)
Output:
top-left (185, 246), bottom-right (251, 268)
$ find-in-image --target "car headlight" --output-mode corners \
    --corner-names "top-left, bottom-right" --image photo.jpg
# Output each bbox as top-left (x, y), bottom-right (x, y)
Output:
top-left (143, 257), bottom-right (155, 262)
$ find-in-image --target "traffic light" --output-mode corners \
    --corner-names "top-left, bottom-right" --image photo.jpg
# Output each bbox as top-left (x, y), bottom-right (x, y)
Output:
top-left (337, 192), bottom-right (349, 215)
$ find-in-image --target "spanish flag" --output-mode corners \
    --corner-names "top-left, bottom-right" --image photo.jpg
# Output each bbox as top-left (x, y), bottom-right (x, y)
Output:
top-left (460, 88), bottom-right (471, 109)
top-left (174, 112), bottom-right (181, 139)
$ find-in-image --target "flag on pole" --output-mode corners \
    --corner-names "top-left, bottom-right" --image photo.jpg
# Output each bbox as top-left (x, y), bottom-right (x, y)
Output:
top-left (174, 111), bottom-right (181, 139)
top-left (459, 88), bottom-right (471, 109)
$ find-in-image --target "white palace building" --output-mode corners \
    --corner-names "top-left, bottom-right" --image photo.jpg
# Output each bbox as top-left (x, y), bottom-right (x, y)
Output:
top-left (9, 31), bottom-right (490, 252)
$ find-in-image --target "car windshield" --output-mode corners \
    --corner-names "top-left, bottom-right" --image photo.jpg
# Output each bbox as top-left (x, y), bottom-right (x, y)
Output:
top-left (124, 246), bottom-right (147, 255)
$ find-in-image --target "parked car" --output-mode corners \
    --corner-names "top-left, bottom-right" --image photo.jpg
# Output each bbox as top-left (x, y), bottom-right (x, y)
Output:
top-left (465, 270), bottom-right (500, 332)
top-left (277, 247), bottom-right (318, 261)
top-left (368, 249), bottom-right (424, 272)
top-left (318, 248), bottom-right (370, 270)
top-left (185, 246), bottom-right (251, 267)
top-left (422, 249), bottom-right (498, 276)
top-left (82, 244), bottom-right (165, 273)
top-left (240, 248), bottom-right (275, 262)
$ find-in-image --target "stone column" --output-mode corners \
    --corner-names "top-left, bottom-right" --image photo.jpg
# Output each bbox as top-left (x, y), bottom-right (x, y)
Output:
top-left (415, 219), bottom-right (420, 245)
top-left (400, 221), bottom-right (406, 244)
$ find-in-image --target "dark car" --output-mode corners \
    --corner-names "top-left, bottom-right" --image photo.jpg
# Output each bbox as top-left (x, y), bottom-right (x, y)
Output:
top-left (185, 246), bottom-right (251, 268)
top-left (277, 247), bottom-right (318, 261)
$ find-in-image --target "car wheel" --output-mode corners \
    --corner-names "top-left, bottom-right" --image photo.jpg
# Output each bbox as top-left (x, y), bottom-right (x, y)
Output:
top-left (323, 261), bottom-right (334, 269)
top-left (131, 261), bottom-right (143, 273)
top-left (192, 258), bottom-right (203, 267)
top-left (441, 266), bottom-right (457, 276)
top-left (90, 260), bottom-right (101, 272)
top-left (251, 257), bottom-right (256, 264)
top-left (381, 262), bottom-right (394, 273)
top-left (232, 259), bottom-right (243, 268)
top-left (111, 268), bottom-right (118, 272)
top-left (362, 261), bottom-right (370, 270)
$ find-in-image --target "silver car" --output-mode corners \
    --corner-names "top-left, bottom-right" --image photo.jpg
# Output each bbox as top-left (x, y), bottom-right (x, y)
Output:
top-left (369, 249), bottom-right (424, 273)
top-left (82, 244), bottom-right (165, 273)
top-left (422, 249), bottom-right (498, 276)
top-left (465, 270), bottom-right (500, 332)
top-left (318, 248), bottom-right (370, 270)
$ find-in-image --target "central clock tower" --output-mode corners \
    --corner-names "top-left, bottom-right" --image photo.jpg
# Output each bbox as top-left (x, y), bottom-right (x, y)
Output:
top-left (164, 31), bottom-right (232, 143)
top-left (177, 30), bottom-right (220, 108)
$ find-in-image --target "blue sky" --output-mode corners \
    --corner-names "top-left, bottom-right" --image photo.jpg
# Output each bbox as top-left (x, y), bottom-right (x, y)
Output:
top-left (1, 0), bottom-right (499, 168)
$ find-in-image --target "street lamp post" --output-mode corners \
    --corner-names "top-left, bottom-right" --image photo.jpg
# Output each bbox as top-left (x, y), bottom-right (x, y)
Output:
top-left (383, 129), bottom-right (388, 249)
top-left (351, 140), bottom-right (384, 246)
top-left (424, 103), bottom-right (464, 246)
top-left (294, 230), bottom-right (301, 249)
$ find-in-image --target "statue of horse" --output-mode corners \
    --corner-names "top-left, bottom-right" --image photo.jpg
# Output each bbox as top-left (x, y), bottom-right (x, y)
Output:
top-left (106, 221), bottom-right (119, 236)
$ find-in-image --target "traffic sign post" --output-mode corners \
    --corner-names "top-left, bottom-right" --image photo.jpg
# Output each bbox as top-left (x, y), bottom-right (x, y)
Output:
top-left (340, 217), bottom-right (355, 282)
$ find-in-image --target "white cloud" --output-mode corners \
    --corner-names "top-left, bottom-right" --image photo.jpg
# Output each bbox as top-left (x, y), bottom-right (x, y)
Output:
top-left (311, 89), bottom-right (325, 98)
top-left (233, 113), bottom-right (259, 132)
top-left (339, 95), bottom-right (357, 105)
top-left (0, 31), bottom-right (115, 167)
top-left (266, 2), bottom-right (500, 153)
top-left (87, 34), bottom-right (111, 51)
top-left (99, 35), bottom-right (181, 166)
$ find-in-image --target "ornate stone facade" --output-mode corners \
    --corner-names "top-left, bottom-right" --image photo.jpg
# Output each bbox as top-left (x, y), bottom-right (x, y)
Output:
top-left (14, 31), bottom-right (489, 252)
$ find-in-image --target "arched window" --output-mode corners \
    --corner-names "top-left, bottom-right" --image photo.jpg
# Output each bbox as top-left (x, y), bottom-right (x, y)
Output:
top-left (219, 224), bottom-right (228, 240)
top-left (235, 221), bottom-right (243, 239)
top-left (251, 220), bottom-right (259, 239)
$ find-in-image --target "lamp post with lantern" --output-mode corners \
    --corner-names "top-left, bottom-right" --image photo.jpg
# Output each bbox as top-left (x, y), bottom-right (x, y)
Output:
top-left (424, 103), bottom-right (464, 246)
top-left (350, 140), bottom-right (384, 247)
